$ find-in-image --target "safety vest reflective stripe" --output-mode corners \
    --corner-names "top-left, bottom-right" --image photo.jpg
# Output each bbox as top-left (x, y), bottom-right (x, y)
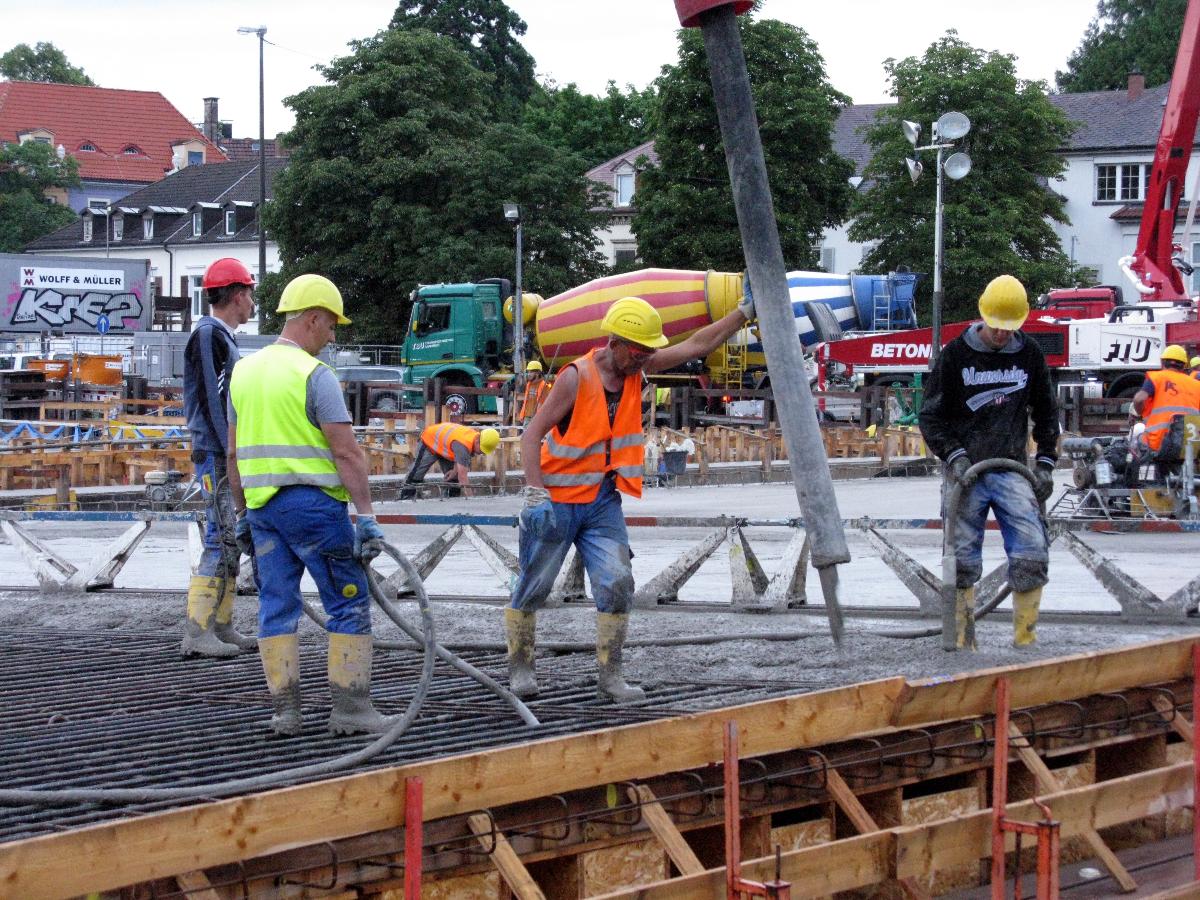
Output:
top-left (611, 434), bottom-right (645, 450)
top-left (241, 472), bottom-right (345, 488)
top-left (544, 472), bottom-right (605, 486)
top-left (237, 444), bottom-right (335, 461)
top-left (1143, 407), bottom-right (1200, 431)
top-left (544, 433), bottom-right (607, 460)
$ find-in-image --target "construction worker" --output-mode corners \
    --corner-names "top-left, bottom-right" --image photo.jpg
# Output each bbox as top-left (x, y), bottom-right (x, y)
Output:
top-left (918, 275), bottom-right (1059, 649)
top-left (180, 257), bottom-right (257, 658)
top-left (508, 292), bottom-right (754, 702)
top-left (399, 424), bottom-right (500, 500)
top-left (1130, 345), bottom-right (1200, 462)
top-left (227, 274), bottom-right (390, 736)
top-left (1189, 355), bottom-right (1200, 380)
top-left (518, 360), bottom-right (550, 425)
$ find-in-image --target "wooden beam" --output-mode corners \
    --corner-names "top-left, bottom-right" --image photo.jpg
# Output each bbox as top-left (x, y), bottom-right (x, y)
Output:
top-left (2, 637), bottom-right (1195, 900)
top-left (468, 813), bottom-right (545, 900)
top-left (1151, 693), bottom-right (1195, 744)
top-left (1007, 722), bottom-right (1137, 892)
top-left (173, 869), bottom-right (221, 900)
top-left (627, 784), bottom-right (705, 876)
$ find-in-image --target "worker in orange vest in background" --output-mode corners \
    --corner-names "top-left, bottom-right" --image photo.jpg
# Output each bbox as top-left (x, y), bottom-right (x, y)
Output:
top-left (1131, 344), bottom-right (1200, 459)
top-left (518, 360), bottom-right (550, 425)
top-left (400, 422), bottom-right (499, 500)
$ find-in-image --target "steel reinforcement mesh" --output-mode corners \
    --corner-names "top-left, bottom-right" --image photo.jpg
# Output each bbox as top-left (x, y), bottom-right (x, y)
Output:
top-left (0, 627), bottom-right (822, 843)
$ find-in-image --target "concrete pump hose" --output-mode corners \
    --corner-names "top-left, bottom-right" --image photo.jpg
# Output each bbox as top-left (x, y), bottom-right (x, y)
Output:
top-left (0, 540), bottom-right (437, 807)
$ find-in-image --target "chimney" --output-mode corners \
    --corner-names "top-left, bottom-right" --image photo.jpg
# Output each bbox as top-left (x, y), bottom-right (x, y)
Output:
top-left (202, 97), bottom-right (219, 142)
top-left (1128, 70), bottom-right (1145, 100)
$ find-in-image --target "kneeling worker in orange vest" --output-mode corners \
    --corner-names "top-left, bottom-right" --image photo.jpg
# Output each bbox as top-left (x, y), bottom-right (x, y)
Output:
top-left (508, 292), bottom-right (754, 703)
top-left (1131, 344), bottom-right (1200, 456)
top-left (400, 423), bottom-right (499, 500)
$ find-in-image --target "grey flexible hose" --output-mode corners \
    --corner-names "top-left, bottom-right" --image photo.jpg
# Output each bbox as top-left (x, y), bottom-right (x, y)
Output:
top-left (0, 541), bottom-right (436, 807)
top-left (375, 631), bottom-right (825, 653)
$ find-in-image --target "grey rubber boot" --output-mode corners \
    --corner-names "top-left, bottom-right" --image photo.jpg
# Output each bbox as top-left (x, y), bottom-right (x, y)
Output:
top-left (504, 608), bottom-right (539, 699)
top-left (596, 612), bottom-right (645, 703)
top-left (259, 634), bottom-right (303, 736)
top-left (327, 633), bottom-right (396, 735)
top-left (213, 577), bottom-right (258, 651)
top-left (181, 575), bottom-right (241, 658)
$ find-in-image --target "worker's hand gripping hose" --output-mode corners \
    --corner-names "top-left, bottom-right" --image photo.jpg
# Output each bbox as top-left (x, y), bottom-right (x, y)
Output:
top-left (0, 540), bottom-right (437, 807)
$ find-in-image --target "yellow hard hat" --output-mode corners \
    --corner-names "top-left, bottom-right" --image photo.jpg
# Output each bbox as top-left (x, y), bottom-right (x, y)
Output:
top-left (1190, 356), bottom-right (1200, 369)
top-left (978, 275), bottom-right (1028, 331)
top-left (1161, 344), bottom-right (1189, 365)
top-left (526, 360), bottom-right (543, 373)
top-left (277, 274), bottom-right (351, 325)
top-left (600, 296), bottom-right (668, 349)
top-left (479, 428), bottom-right (500, 454)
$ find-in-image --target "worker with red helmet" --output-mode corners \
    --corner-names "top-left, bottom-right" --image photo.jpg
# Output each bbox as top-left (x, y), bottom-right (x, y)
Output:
top-left (180, 257), bottom-right (257, 658)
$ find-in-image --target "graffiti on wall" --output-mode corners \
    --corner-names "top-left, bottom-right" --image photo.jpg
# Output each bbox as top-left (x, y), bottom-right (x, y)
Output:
top-left (4, 265), bottom-right (148, 333)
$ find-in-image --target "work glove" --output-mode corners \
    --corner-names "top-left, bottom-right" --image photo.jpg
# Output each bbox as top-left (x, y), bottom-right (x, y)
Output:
top-left (1033, 463), bottom-right (1055, 503)
top-left (946, 453), bottom-right (972, 487)
top-left (737, 276), bottom-right (756, 322)
top-left (235, 513), bottom-right (255, 558)
top-left (520, 485), bottom-right (559, 541)
top-left (354, 515), bottom-right (386, 562)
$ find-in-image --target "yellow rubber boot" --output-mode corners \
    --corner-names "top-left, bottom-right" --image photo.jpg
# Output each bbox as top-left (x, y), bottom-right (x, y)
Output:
top-left (181, 575), bottom-right (240, 658)
top-left (505, 608), bottom-right (539, 699)
top-left (213, 577), bottom-right (257, 651)
top-left (327, 633), bottom-right (396, 735)
top-left (1013, 587), bottom-right (1043, 648)
top-left (259, 634), bottom-right (303, 735)
top-left (596, 613), bottom-right (646, 704)
top-left (956, 587), bottom-right (977, 651)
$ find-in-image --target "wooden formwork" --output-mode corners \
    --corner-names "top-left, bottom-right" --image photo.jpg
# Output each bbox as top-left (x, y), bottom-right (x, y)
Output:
top-left (2, 637), bottom-right (1198, 899)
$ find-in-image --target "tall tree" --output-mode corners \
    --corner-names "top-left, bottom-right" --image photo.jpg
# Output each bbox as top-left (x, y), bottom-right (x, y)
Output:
top-left (389, 0), bottom-right (536, 121)
top-left (850, 33), bottom-right (1075, 324)
top-left (0, 141), bottom-right (80, 252)
top-left (522, 80), bottom-right (656, 168)
top-left (0, 42), bottom-right (94, 85)
top-left (1057, 0), bottom-right (1187, 92)
top-left (632, 17), bottom-right (853, 272)
top-left (265, 28), bottom-right (606, 343)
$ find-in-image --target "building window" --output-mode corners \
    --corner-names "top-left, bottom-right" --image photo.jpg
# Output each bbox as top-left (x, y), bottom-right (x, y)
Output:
top-left (1095, 163), bottom-right (1155, 201)
top-left (82, 218), bottom-right (93, 242)
top-left (87, 198), bottom-right (107, 212)
top-left (78, 142), bottom-right (96, 152)
top-left (113, 216), bottom-right (123, 241)
top-left (33, 136), bottom-right (50, 145)
top-left (225, 210), bottom-right (236, 235)
top-left (143, 217), bottom-right (154, 240)
top-left (613, 244), bottom-right (638, 266)
top-left (188, 150), bottom-right (204, 166)
top-left (192, 211), bottom-right (203, 237)
top-left (190, 275), bottom-right (204, 318)
top-left (821, 247), bottom-right (836, 272)
top-left (615, 172), bottom-right (635, 207)
top-left (122, 145), bottom-right (142, 156)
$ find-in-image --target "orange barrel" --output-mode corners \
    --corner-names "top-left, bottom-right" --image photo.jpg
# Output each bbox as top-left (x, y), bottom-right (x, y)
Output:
top-left (534, 268), bottom-right (743, 367)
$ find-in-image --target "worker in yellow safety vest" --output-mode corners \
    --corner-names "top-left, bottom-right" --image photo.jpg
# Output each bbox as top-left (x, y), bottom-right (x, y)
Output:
top-left (518, 360), bottom-right (550, 425)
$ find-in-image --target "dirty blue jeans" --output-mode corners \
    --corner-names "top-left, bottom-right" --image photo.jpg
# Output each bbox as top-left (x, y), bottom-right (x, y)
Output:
top-left (510, 477), bottom-right (634, 613)
top-left (247, 485), bottom-right (371, 638)
top-left (194, 451), bottom-right (236, 578)
top-left (946, 470), bottom-right (1049, 592)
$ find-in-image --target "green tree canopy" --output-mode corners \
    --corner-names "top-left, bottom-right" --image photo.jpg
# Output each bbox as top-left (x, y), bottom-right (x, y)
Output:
top-left (0, 141), bottom-right (80, 252)
top-left (849, 33), bottom-right (1075, 324)
top-left (632, 17), bottom-right (854, 272)
top-left (264, 27), bottom-right (606, 343)
top-left (522, 80), bottom-right (656, 168)
top-left (1057, 0), bottom-right (1187, 93)
top-left (0, 42), bottom-right (94, 85)
top-left (389, 0), bottom-right (536, 121)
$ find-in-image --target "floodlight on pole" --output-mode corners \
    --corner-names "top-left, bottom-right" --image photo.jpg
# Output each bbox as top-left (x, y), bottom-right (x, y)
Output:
top-left (238, 26), bottom-right (268, 292)
top-left (905, 158), bottom-right (923, 184)
top-left (504, 202), bottom-right (524, 403)
top-left (902, 120), bottom-right (921, 146)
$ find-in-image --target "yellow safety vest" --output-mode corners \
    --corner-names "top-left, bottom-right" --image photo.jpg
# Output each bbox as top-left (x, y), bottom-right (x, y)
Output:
top-left (229, 343), bottom-right (349, 509)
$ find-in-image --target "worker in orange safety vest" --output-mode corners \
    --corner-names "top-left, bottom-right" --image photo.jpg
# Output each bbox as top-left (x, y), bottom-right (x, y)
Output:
top-left (518, 360), bottom-right (550, 425)
top-left (1131, 344), bottom-right (1200, 453)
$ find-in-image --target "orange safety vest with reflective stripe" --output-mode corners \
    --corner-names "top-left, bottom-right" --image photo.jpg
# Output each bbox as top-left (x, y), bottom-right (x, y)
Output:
top-left (540, 348), bottom-right (644, 504)
top-left (519, 378), bottom-right (549, 420)
top-left (421, 422), bottom-right (476, 461)
top-left (1142, 369), bottom-right (1200, 451)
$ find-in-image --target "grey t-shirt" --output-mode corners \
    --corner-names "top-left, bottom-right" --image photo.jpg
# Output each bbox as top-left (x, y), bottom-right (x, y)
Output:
top-left (228, 361), bottom-right (352, 429)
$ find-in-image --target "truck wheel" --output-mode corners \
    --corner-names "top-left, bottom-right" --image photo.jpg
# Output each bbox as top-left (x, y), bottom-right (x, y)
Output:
top-left (444, 391), bottom-right (477, 417)
top-left (373, 392), bottom-right (400, 413)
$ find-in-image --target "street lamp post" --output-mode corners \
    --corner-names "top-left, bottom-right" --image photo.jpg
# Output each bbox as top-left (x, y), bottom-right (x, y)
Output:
top-left (238, 26), bottom-right (268, 286)
top-left (503, 203), bottom-right (523, 410)
top-left (903, 112), bottom-right (972, 363)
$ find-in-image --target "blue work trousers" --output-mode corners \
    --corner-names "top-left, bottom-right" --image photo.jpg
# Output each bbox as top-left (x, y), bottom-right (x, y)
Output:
top-left (195, 451), bottom-right (236, 578)
top-left (510, 478), bottom-right (634, 614)
top-left (247, 485), bottom-right (371, 638)
top-left (945, 470), bottom-right (1049, 592)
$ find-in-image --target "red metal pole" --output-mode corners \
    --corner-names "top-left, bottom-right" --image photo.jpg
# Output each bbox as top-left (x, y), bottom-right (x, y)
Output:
top-left (1193, 642), bottom-right (1199, 881)
top-left (992, 676), bottom-right (1011, 900)
top-left (725, 720), bottom-right (741, 900)
top-left (1037, 819), bottom-right (1060, 900)
top-left (405, 776), bottom-right (423, 900)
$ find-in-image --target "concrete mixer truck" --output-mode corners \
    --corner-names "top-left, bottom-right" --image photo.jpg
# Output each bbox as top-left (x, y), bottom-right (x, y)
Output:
top-left (398, 267), bottom-right (921, 415)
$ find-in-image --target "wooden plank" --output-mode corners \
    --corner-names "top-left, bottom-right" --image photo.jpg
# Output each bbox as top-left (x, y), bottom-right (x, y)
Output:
top-left (173, 869), bottom-right (221, 900)
top-left (1152, 694), bottom-right (1195, 744)
top-left (627, 784), bottom-right (705, 876)
top-left (1143, 881), bottom-right (1200, 899)
top-left (1008, 722), bottom-right (1137, 892)
top-left (3, 638), bottom-right (1196, 900)
top-left (468, 812), bottom-right (546, 900)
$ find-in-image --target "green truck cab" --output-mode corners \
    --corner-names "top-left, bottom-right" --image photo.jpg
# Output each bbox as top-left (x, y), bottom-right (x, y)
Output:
top-left (400, 279), bottom-right (511, 414)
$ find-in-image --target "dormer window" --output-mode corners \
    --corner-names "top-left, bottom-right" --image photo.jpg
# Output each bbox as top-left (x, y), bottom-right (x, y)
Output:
top-left (192, 211), bottom-right (203, 237)
top-left (615, 169), bottom-right (635, 207)
top-left (123, 145), bottom-right (143, 156)
top-left (113, 216), bottom-right (123, 241)
top-left (78, 142), bottom-right (97, 153)
top-left (225, 210), bottom-right (236, 235)
top-left (82, 218), bottom-right (93, 242)
top-left (143, 217), bottom-right (154, 240)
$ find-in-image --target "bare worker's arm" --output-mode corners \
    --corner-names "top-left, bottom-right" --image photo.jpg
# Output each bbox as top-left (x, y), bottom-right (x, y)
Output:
top-left (1131, 389), bottom-right (1150, 417)
top-left (322, 421), bottom-right (375, 515)
top-left (454, 460), bottom-right (473, 497)
top-left (226, 423), bottom-right (247, 513)
top-left (644, 308), bottom-right (749, 374)
top-left (521, 366), bottom-right (580, 489)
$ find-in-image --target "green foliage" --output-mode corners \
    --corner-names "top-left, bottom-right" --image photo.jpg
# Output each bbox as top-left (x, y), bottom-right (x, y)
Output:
top-left (389, 0), bottom-right (536, 121)
top-left (265, 28), bottom-right (606, 343)
top-left (522, 80), bottom-right (656, 168)
top-left (1057, 0), bottom-right (1187, 92)
top-left (0, 141), bottom-right (80, 252)
top-left (632, 17), bottom-right (853, 272)
top-left (849, 32), bottom-right (1075, 323)
top-left (0, 42), bottom-right (94, 85)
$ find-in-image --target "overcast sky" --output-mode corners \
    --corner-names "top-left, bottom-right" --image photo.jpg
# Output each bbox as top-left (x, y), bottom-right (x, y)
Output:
top-left (3, 0), bottom-right (1106, 140)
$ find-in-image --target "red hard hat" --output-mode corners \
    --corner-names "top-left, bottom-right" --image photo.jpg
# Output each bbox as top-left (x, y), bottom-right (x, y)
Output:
top-left (202, 257), bottom-right (254, 290)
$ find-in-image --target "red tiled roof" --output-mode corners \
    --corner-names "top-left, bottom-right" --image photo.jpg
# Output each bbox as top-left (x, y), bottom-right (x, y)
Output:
top-left (0, 81), bottom-right (226, 183)
top-left (1109, 203), bottom-right (1193, 221)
